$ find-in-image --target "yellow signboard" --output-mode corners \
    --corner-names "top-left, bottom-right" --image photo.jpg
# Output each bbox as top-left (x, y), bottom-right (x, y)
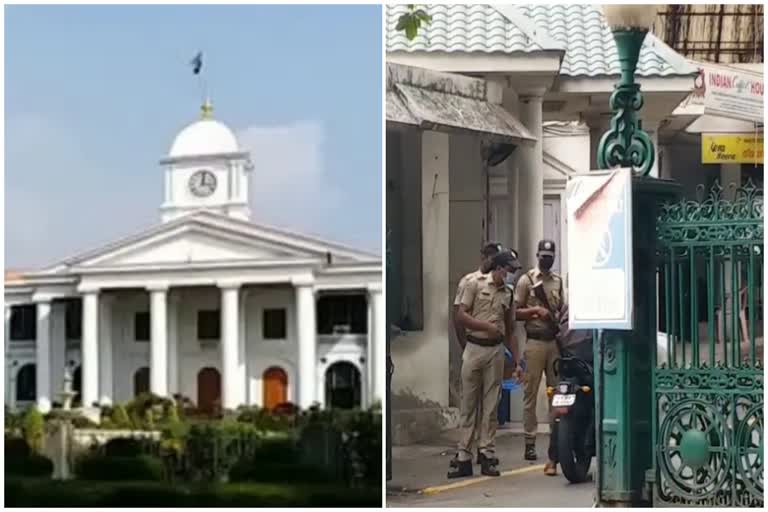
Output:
top-left (702, 133), bottom-right (764, 164)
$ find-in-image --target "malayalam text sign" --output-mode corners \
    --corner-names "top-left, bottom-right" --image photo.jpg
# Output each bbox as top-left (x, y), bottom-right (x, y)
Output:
top-left (566, 169), bottom-right (634, 330)
top-left (702, 133), bottom-right (764, 164)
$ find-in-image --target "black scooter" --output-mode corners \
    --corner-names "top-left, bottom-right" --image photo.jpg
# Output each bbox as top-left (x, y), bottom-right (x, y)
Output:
top-left (551, 339), bottom-right (596, 484)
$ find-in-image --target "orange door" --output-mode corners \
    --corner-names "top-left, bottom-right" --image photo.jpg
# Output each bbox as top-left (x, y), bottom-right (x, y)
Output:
top-left (263, 367), bottom-right (288, 410)
top-left (197, 367), bottom-right (221, 414)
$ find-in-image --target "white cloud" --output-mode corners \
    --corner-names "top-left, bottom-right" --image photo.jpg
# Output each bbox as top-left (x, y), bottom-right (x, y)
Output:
top-left (237, 121), bottom-right (343, 238)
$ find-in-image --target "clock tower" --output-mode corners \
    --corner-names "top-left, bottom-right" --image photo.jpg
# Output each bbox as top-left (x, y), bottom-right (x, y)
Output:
top-left (159, 100), bottom-right (252, 223)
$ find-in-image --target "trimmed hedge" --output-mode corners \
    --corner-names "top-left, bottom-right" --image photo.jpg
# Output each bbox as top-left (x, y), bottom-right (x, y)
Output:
top-left (5, 479), bottom-right (381, 507)
top-left (75, 455), bottom-right (164, 481)
top-left (5, 454), bottom-right (54, 478)
top-left (228, 458), bottom-right (337, 484)
top-left (104, 437), bottom-right (143, 457)
top-left (5, 437), bottom-right (31, 459)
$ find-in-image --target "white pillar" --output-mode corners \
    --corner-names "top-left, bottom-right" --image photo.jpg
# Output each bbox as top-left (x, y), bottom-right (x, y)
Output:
top-left (516, 94), bottom-right (544, 268)
top-left (238, 290), bottom-right (249, 405)
top-left (81, 291), bottom-right (100, 408)
top-left (149, 285), bottom-right (169, 397)
top-left (50, 302), bottom-right (67, 402)
top-left (368, 284), bottom-right (384, 405)
top-left (220, 282), bottom-right (241, 410)
top-left (98, 296), bottom-right (114, 405)
top-left (294, 277), bottom-right (317, 409)
top-left (167, 293), bottom-right (179, 396)
top-left (34, 299), bottom-right (52, 413)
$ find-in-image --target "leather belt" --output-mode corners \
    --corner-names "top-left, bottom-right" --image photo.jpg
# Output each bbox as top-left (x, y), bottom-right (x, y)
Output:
top-left (467, 335), bottom-right (502, 347)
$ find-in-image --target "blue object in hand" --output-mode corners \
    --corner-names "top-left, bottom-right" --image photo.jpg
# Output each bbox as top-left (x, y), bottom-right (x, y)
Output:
top-left (502, 348), bottom-right (522, 392)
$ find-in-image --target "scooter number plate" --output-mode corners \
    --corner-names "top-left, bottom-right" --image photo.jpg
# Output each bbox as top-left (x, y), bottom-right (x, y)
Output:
top-left (552, 394), bottom-right (576, 407)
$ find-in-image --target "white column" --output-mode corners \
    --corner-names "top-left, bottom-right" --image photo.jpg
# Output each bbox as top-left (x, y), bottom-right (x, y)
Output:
top-left (50, 302), bottom-right (67, 402)
top-left (34, 299), bottom-right (52, 412)
top-left (516, 94), bottom-right (544, 268)
top-left (368, 284), bottom-right (384, 405)
top-left (149, 285), bottom-right (169, 397)
top-left (167, 293), bottom-right (180, 396)
top-left (294, 277), bottom-right (317, 409)
top-left (220, 282), bottom-right (241, 410)
top-left (81, 291), bottom-right (100, 408)
top-left (98, 295), bottom-right (114, 405)
top-left (238, 289), bottom-right (249, 405)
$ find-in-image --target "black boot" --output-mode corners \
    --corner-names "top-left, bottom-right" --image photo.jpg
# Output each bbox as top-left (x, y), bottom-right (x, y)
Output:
top-left (478, 451), bottom-right (499, 466)
top-left (524, 443), bottom-right (537, 461)
top-left (447, 459), bottom-right (473, 479)
top-left (480, 454), bottom-right (501, 477)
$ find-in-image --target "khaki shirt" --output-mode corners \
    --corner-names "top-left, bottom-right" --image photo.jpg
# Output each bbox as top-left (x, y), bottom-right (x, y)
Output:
top-left (453, 269), bottom-right (485, 306)
top-left (514, 268), bottom-right (565, 334)
top-left (460, 276), bottom-right (513, 339)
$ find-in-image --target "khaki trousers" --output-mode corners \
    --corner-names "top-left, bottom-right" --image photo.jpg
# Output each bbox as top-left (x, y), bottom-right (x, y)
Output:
top-left (457, 342), bottom-right (504, 461)
top-left (523, 338), bottom-right (559, 444)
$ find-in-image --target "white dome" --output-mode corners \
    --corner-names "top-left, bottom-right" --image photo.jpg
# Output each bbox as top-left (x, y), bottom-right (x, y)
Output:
top-left (169, 119), bottom-right (239, 158)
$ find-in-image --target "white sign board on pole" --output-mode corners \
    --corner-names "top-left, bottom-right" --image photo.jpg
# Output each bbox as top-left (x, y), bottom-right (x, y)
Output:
top-left (690, 63), bottom-right (764, 123)
top-left (566, 169), bottom-right (633, 330)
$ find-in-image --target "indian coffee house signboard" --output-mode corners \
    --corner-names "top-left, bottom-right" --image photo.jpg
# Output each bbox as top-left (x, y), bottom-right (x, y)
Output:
top-left (691, 63), bottom-right (763, 123)
top-left (565, 169), bottom-right (633, 330)
top-left (702, 133), bottom-right (764, 164)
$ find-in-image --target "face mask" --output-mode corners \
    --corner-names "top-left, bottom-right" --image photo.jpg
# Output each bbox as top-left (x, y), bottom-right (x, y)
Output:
top-left (538, 256), bottom-right (554, 271)
top-left (505, 268), bottom-right (522, 287)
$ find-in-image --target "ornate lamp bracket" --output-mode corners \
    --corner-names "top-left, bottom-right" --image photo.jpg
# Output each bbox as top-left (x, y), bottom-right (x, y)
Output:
top-left (597, 29), bottom-right (656, 176)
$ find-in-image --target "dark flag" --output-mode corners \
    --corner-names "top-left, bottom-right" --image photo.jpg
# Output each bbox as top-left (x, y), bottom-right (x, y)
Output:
top-left (190, 52), bottom-right (203, 75)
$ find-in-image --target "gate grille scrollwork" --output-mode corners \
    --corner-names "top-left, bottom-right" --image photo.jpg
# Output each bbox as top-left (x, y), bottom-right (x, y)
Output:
top-left (654, 180), bottom-right (763, 507)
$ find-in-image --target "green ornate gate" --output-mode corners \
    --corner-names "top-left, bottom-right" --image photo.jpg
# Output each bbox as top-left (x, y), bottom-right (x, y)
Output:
top-left (653, 179), bottom-right (764, 507)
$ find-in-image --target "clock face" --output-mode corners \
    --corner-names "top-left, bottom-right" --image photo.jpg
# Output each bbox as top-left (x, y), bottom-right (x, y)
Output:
top-left (189, 170), bottom-right (217, 197)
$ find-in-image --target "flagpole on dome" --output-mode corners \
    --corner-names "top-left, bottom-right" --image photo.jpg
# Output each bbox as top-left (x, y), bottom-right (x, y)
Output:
top-left (190, 51), bottom-right (213, 120)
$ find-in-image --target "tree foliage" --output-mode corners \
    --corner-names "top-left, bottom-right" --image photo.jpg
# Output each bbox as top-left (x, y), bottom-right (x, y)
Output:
top-left (396, 5), bottom-right (432, 40)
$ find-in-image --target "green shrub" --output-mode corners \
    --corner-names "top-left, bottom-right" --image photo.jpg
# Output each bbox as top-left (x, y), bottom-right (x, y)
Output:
top-left (75, 454), bottom-right (164, 481)
top-left (5, 453), bottom-right (54, 478)
top-left (228, 458), bottom-right (336, 483)
top-left (22, 406), bottom-right (45, 453)
top-left (104, 437), bottom-right (143, 457)
top-left (5, 437), bottom-right (31, 459)
top-left (110, 405), bottom-right (131, 428)
top-left (71, 416), bottom-right (99, 429)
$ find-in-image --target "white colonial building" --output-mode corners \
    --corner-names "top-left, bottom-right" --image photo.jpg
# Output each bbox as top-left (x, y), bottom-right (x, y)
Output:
top-left (5, 102), bottom-right (383, 414)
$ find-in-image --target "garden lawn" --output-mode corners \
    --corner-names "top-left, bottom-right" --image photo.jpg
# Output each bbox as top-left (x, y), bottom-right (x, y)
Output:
top-left (5, 478), bottom-right (381, 507)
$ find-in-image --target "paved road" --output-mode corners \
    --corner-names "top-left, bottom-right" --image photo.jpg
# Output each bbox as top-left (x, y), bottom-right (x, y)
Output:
top-left (388, 470), bottom-right (595, 508)
top-left (387, 431), bottom-right (596, 508)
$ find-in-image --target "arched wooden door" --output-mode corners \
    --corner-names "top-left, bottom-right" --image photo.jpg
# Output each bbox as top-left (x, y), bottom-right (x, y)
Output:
top-left (263, 367), bottom-right (288, 410)
top-left (133, 367), bottom-right (150, 397)
top-left (325, 362), bottom-right (361, 409)
top-left (197, 367), bottom-right (221, 414)
top-left (15, 364), bottom-right (36, 402)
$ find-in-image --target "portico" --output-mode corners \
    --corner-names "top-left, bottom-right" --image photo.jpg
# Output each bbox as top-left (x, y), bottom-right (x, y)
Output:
top-left (5, 103), bottom-right (382, 414)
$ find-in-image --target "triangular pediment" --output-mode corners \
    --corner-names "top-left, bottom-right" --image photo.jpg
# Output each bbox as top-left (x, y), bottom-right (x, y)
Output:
top-left (41, 211), bottom-right (376, 272)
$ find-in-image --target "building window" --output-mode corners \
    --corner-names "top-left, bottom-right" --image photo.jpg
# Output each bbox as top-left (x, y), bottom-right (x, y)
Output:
top-left (65, 300), bottom-right (82, 340)
top-left (317, 295), bottom-right (368, 335)
top-left (263, 309), bottom-right (287, 339)
top-left (10, 305), bottom-right (36, 341)
top-left (16, 363), bottom-right (36, 401)
top-left (198, 310), bottom-right (220, 340)
top-left (134, 367), bottom-right (150, 397)
top-left (135, 312), bottom-right (150, 342)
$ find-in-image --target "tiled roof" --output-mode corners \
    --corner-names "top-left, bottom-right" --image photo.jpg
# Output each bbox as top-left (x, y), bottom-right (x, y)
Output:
top-left (386, 4), bottom-right (697, 78)
top-left (387, 4), bottom-right (564, 54)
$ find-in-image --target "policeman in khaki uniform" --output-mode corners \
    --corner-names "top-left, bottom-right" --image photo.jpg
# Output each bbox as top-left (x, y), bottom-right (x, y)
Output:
top-left (450, 242), bottom-right (502, 467)
top-left (450, 251), bottom-right (520, 478)
top-left (514, 239), bottom-right (565, 476)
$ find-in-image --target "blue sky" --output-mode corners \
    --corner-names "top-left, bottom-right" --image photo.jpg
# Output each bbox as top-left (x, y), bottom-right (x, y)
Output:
top-left (5, 5), bottom-right (382, 269)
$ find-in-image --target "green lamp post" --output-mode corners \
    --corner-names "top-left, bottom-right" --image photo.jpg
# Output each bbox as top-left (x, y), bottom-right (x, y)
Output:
top-left (594, 5), bottom-right (680, 506)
